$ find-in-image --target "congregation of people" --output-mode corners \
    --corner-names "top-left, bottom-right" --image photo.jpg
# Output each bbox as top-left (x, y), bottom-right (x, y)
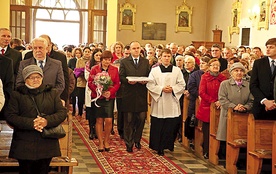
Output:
top-left (1, 26), bottom-right (276, 173)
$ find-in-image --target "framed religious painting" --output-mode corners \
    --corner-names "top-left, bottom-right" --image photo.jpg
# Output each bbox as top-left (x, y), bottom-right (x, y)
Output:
top-left (257, 0), bottom-right (270, 30)
top-left (119, 1), bottom-right (136, 31)
top-left (228, 0), bottom-right (242, 42)
top-left (175, 0), bottom-right (193, 33)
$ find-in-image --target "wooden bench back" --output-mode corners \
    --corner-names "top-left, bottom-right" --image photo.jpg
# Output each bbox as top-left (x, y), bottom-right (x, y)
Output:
top-left (227, 109), bottom-right (249, 144)
top-left (182, 95), bottom-right (190, 148)
top-left (247, 114), bottom-right (275, 151)
top-left (273, 122), bottom-right (276, 174)
top-left (209, 102), bottom-right (220, 137)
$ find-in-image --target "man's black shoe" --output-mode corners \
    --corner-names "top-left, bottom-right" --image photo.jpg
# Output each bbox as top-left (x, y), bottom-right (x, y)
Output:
top-left (135, 142), bottom-right (141, 149)
top-left (126, 147), bottom-right (133, 153)
top-left (120, 134), bottom-right (124, 139)
top-left (157, 150), bottom-right (164, 156)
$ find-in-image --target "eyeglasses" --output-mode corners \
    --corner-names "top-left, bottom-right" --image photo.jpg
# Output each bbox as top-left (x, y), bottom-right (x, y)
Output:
top-left (28, 76), bottom-right (42, 80)
top-left (210, 64), bottom-right (220, 67)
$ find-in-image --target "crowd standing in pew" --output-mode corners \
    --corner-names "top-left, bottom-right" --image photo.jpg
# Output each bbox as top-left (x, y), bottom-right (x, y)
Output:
top-left (2, 32), bottom-right (276, 173)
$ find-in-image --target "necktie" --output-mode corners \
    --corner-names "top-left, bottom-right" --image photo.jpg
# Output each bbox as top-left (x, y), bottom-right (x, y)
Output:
top-left (134, 59), bottom-right (138, 67)
top-left (271, 60), bottom-right (275, 74)
top-left (1, 49), bottom-right (5, 55)
top-left (39, 60), bottom-right (44, 69)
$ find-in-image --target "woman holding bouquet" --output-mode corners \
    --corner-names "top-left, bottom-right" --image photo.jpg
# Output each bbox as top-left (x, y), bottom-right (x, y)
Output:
top-left (88, 50), bottom-right (120, 152)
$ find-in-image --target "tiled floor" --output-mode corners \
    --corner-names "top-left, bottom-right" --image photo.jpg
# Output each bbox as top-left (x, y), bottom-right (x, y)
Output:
top-left (72, 122), bottom-right (226, 174)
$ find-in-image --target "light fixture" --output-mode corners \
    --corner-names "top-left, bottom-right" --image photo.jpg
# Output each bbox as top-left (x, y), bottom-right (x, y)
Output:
top-left (248, 5), bottom-right (260, 21)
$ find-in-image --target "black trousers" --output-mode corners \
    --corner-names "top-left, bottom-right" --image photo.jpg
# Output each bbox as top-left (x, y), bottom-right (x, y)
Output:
top-left (202, 122), bottom-right (210, 154)
top-left (77, 87), bottom-right (85, 116)
top-left (86, 106), bottom-right (96, 134)
top-left (18, 158), bottom-right (52, 174)
top-left (124, 112), bottom-right (146, 148)
top-left (116, 98), bottom-right (124, 136)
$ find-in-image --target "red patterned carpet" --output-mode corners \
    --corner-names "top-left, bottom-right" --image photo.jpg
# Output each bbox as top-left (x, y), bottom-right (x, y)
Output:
top-left (72, 116), bottom-right (187, 174)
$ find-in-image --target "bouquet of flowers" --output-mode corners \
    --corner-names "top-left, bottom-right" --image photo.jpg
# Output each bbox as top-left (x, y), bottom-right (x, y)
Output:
top-left (91, 71), bottom-right (113, 107)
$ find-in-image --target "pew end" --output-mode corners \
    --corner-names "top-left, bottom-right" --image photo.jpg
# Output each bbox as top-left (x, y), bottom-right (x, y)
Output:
top-left (247, 114), bottom-right (274, 174)
top-left (209, 103), bottom-right (221, 165)
top-left (226, 108), bottom-right (248, 174)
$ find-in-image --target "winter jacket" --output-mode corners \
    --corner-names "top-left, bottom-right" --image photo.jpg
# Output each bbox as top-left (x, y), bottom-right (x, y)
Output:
top-left (196, 72), bottom-right (226, 122)
top-left (5, 85), bottom-right (67, 160)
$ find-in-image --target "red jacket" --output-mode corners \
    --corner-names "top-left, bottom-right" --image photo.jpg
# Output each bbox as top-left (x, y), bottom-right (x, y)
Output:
top-left (88, 64), bottom-right (120, 99)
top-left (196, 72), bottom-right (226, 122)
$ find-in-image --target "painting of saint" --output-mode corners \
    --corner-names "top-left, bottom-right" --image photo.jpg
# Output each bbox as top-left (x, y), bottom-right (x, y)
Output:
top-left (122, 9), bottom-right (133, 25)
top-left (270, 0), bottom-right (276, 25)
top-left (259, 1), bottom-right (266, 22)
top-left (178, 12), bottom-right (189, 27)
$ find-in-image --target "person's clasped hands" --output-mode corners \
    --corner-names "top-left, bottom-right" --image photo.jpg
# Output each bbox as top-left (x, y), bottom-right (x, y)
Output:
top-left (33, 116), bottom-right (48, 132)
top-left (162, 85), bottom-right (173, 93)
top-left (263, 99), bottom-right (276, 111)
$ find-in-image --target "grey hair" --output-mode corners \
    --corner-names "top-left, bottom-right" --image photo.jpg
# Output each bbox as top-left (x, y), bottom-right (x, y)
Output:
top-left (31, 37), bottom-right (48, 47)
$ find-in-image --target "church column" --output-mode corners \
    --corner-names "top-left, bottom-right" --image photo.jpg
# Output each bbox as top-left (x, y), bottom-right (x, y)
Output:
top-left (106, 0), bottom-right (118, 47)
top-left (0, 0), bottom-right (10, 28)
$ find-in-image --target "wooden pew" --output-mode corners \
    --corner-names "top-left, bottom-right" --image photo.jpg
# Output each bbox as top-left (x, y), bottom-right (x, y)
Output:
top-left (209, 102), bottom-right (221, 165)
top-left (0, 114), bottom-right (78, 174)
top-left (194, 98), bottom-right (203, 156)
top-left (272, 122), bottom-right (276, 174)
top-left (226, 109), bottom-right (249, 174)
top-left (247, 114), bottom-right (275, 174)
top-left (182, 95), bottom-right (190, 148)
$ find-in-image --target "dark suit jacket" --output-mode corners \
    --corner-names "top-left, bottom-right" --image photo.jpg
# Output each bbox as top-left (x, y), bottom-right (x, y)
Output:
top-left (4, 45), bottom-right (22, 76)
top-left (16, 57), bottom-right (65, 96)
top-left (119, 56), bottom-right (150, 112)
top-left (24, 50), bottom-right (69, 101)
top-left (250, 56), bottom-right (276, 120)
top-left (0, 55), bottom-right (14, 119)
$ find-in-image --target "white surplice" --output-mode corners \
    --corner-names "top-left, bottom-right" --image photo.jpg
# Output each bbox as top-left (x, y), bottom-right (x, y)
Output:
top-left (146, 66), bottom-right (185, 118)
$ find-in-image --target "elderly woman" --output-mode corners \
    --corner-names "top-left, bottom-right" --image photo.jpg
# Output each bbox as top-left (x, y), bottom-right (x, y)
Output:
top-left (185, 56), bottom-right (210, 148)
top-left (88, 50), bottom-right (120, 152)
top-left (196, 58), bottom-right (227, 159)
top-left (5, 65), bottom-right (67, 174)
top-left (216, 62), bottom-right (253, 158)
top-left (147, 48), bottom-right (185, 156)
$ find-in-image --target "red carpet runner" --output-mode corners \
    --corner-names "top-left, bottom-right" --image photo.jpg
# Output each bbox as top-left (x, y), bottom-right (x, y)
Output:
top-left (72, 116), bottom-right (187, 174)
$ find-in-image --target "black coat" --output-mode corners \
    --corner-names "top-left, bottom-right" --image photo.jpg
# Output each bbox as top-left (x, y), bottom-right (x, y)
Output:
top-left (24, 50), bottom-right (69, 101)
top-left (5, 85), bottom-right (67, 160)
top-left (0, 55), bottom-right (14, 120)
top-left (119, 57), bottom-right (150, 112)
top-left (250, 56), bottom-right (276, 120)
top-left (4, 45), bottom-right (22, 77)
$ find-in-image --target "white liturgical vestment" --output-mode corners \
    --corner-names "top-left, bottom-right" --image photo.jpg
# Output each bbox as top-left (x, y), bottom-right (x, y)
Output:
top-left (146, 66), bottom-right (185, 118)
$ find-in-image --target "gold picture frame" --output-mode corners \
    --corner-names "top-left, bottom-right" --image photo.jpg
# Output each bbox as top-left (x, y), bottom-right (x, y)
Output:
top-left (228, 0), bottom-right (242, 42)
top-left (119, 1), bottom-right (136, 31)
top-left (175, 0), bottom-right (193, 33)
top-left (257, 0), bottom-right (270, 30)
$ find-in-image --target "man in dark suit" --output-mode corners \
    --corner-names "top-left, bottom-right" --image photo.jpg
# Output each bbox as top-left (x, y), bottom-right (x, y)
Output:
top-left (16, 37), bottom-right (65, 96)
top-left (250, 38), bottom-right (276, 120)
top-left (211, 44), bottom-right (228, 72)
top-left (24, 35), bottom-right (69, 103)
top-left (0, 28), bottom-right (22, 77)
top-left (0, 54), bottom-right (14, 121)
top-left (119, 41), bottom-right (150, 152)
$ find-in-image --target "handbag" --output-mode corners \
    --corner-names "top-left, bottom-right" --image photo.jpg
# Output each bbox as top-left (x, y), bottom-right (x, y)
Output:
top-left (30, 96), bottom-right (66, 139)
